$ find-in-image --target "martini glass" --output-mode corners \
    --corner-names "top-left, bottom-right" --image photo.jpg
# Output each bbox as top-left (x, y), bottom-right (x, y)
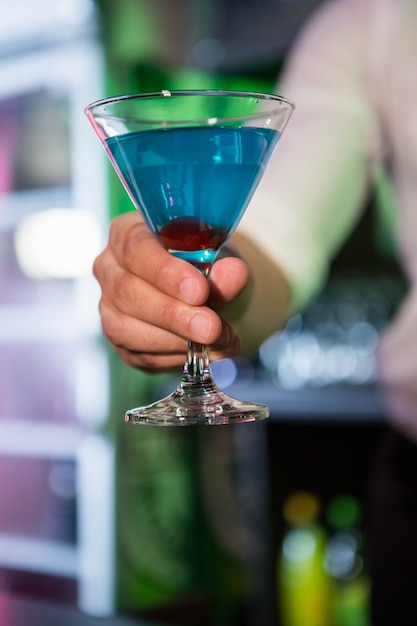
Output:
top-left (85, 89), bottom-right (294, 425)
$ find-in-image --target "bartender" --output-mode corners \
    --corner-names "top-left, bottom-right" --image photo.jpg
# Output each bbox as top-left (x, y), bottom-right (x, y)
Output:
top-left (92, 1), bottom-right (417, 624)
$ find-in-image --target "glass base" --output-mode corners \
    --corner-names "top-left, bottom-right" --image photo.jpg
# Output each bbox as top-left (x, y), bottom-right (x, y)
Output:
top-left (125, 384), bottom-right (269, 426)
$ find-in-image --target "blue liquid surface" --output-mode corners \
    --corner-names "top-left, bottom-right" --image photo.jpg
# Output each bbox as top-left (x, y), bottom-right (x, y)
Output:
top-left (105, 125), bottom-right (279, 264)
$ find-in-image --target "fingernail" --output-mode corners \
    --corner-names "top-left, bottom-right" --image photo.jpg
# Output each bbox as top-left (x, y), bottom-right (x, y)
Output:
top-left (180, 277), bottom-right (199, 303)
top-left (189, 311), bottom-right (212, 343)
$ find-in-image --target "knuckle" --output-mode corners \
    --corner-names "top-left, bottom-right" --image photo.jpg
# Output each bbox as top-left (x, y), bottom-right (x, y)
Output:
top-left (121, 228), bottom-right (140, 267)
top-left (108, 215), bottom-right (124, 248)
top-left (154, 255), bottom-right (175, 285)
top-left (160, 299), bottom-right (189, 333)
top-left (112, 269), bottom-right (132, 307)
top-left (120, 219), bottom-right (150, 267)
top-left (92, 252), bottom-right (104, 282)
top-left (101, 311), bottom-right (125, 348)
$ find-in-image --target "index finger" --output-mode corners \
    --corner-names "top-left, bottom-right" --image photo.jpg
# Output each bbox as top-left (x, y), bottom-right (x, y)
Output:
top-left (108, 212), bottom-right (210, 306)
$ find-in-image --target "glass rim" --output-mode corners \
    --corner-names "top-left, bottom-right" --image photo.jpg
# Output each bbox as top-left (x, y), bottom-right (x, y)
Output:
top-left (84, 88), bottom-right (295, 124)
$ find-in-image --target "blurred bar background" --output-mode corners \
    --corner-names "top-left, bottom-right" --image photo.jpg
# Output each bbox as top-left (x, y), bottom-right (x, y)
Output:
top-left (0, 1), bottom-right (404, 625)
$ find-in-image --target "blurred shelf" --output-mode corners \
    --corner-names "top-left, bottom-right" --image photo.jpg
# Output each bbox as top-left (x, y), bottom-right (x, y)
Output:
top-left (0, 0), bottom-right (98, 59)
top-left (0, 592), bottom-right (150, 626)
top-left (0, 187), bottom-right (72, 230)
top-left (0, 534), bottom-right (77, 577)
top-left (160, 374), bottom-right (385, 422)
top-left (0, 305), bottom-right (81, 343)
top-left (224, 380), bottom-right (385, 422)
top-left (0, 420), bottom-right (82, 458)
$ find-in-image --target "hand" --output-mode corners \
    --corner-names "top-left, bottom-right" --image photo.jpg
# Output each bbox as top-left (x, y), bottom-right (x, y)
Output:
top-left (93, 212), bottom-right (250, 372)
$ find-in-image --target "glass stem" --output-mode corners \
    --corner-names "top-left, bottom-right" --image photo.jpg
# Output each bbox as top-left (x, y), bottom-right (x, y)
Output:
top-left (181, 340), bottom-right (214, 389)
top-left (180, 262), bottom-right (216, 392)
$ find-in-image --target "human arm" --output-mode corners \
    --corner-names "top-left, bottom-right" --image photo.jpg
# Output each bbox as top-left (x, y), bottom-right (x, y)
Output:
top-left (239, 0), bottom-right (383, 312)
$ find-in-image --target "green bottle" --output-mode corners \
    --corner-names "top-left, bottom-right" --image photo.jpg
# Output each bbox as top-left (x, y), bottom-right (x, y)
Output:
top-left (324, 494), bottom-right (370, 626)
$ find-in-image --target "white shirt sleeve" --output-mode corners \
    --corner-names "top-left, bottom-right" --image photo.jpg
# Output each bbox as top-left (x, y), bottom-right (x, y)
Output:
top-left (239, 0), bottom-right (383, 311)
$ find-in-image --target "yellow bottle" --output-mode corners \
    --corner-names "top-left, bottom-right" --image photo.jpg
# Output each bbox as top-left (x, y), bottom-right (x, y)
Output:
top-left (278, 491), bottom-right (333, 626)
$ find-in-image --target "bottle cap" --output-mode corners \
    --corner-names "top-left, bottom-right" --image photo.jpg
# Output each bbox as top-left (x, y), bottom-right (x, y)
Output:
top-left (283, 491), bottom-right (320, 526)
top-left (325, 494), bottom-right (361, 529)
